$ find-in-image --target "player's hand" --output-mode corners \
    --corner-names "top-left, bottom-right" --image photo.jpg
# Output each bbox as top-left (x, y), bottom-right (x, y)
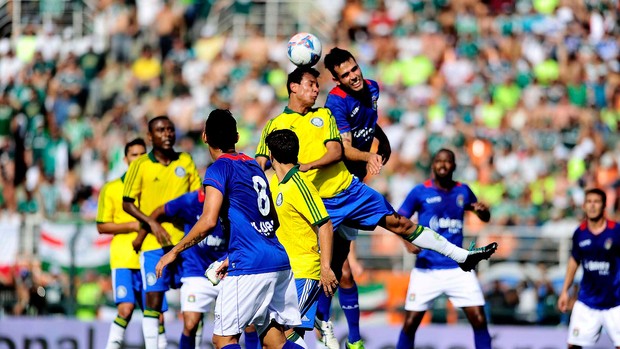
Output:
top-left (366, 153), bottom-right (383, 175)
top-left (557, 291), bottom-right (570, 313)
top-left (470, 202), bottom-right (489, 213)
top-left (319, 266), bottom-right (338, 297)
top-left (377, 141), bottom-right (391, 165)
top-left (132, 235), bottom-right (145, 253)
top-left (403, 241), bottom-right (422, 254)
top-left (216, 258), bottom-right (229, 279)
top-left (298, 163), bottom-right (311, 172)
top-left (149, 221), bottom-right (172, 246)
top-left (156, 250), bottom-right (178, 279)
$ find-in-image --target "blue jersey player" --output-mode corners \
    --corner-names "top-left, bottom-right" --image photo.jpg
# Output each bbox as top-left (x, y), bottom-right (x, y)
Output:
top-left (314, 47), bottom-right (395, 349)
top-left (156, 109), bottom-right (304, 349)
top-left (396, 149), bottom-right (493, 349)
top-left (558, 188), bottom-right (620, 349)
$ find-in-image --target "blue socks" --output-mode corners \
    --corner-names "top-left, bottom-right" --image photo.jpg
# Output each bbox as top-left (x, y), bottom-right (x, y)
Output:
top-left (244, 329), bottom-right (260, 349)
top-left (473, 327), bottom-right (492, 349)
top-left (179, 333), bottom-right (195, 349)
top-left (339, 284), bottom-right (361, 343)
top-left (316, 292), bottom-right (333, 321)
top-left (396, 329), bottom-right (415, 349)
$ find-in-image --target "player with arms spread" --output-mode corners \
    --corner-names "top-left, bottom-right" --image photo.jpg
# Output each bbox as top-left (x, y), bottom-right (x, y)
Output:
top-left (558, 188), bottom-right (620, 349)
top-left (156, 109), bottom-right (305, 349)
top-left (396, 149), bottom-right (492, 349)
top-left (122, 116), bottom-right (202, 349)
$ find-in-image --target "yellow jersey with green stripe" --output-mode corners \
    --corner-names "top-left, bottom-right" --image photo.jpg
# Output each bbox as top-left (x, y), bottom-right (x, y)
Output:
top-left (257, 107), bottom-right (353, 198)
top-left (96, 175), bottom-right (140, 269)
top-left (123, 151), bottom-right (202, 252)
top-left (269, 167), bottom-right (329, 280)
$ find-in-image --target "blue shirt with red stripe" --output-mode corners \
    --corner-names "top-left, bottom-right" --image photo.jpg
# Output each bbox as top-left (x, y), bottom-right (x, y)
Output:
top-left (398, 179), bottom-right (477, 270)
top-left (325, 79), bottom-right (380, 179)
top-left (203, 153), bottom-right (290, 276)
top-left (164, 190), bottom-right (227, 278)
top-left (571, 220), bottom-right (620, 310)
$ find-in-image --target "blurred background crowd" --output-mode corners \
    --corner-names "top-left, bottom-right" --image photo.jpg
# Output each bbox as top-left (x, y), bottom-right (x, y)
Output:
top-left (0, 0), bottom-right (618, 326)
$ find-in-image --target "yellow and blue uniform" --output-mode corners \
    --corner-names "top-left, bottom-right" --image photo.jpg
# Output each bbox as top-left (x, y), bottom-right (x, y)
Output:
top-left (97, 175), bottom-right (144, 306)
top-left (269, 166), bottom-right (330, 329)
top-left (256, 107), bottom-right (393, 233)
top-left (123, 151), bottom-right (201, 292)
top-left (256, 107), bottom-right (352, 199)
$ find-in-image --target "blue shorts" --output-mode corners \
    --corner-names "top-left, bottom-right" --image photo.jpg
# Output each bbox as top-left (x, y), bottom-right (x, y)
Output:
top-left (296, 278), bottom-right (320, 330)
top-left (141, 247), bottom-right (182, 293)
top-left (323, 177), bottom-right (394, 232)
top-left (112, 268), bottom-right (169, 312)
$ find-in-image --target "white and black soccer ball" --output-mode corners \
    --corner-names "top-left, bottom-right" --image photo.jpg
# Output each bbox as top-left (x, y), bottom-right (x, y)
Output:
top-left (287, 33), bottom-right (322, 67)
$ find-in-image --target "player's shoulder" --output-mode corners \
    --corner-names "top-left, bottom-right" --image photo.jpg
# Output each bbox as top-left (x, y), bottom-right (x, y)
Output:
top-left (366, 79), bottom-right (380, 90)
top-left (327, 85), bottom-right (348, 100)
top-left (101, 177), bottom-right (122, 194)
top-left (177, 151), bottom-right (196, 164)
top-left (310, 107), bottom-right (334, 118)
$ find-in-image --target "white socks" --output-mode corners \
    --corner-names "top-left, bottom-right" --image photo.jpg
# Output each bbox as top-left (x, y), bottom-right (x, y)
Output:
top-left (410, 227), bottom-right (468, 263)
top-left (142, 315), bottom-right (159, 349)
top-left (105, 320), bottom-right (127, 349)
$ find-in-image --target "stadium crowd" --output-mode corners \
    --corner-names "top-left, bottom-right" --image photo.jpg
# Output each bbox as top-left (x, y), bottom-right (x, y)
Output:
top-left (0, 0), bottom-right (619, 325)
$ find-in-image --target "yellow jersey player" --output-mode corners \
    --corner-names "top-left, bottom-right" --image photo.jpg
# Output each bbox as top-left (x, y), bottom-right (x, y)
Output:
top-left (122, 116), bottom-right (201, 349)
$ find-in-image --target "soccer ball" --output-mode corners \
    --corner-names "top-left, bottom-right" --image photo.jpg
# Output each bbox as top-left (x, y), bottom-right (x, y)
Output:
top-left (287, 33), bottom-right (322, 67)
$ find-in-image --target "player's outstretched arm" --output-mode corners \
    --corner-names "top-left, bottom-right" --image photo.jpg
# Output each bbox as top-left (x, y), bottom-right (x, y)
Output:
top-left (156, 186), bottom-right (223, 278)
top-left (299, 141), bottom-right (343, 172)
top-left (318, 220), bottom-right (338, 296)
top-left (97, 221), bottom-right (140, 235)
top-left (558, 256), bottom-right (579, 312)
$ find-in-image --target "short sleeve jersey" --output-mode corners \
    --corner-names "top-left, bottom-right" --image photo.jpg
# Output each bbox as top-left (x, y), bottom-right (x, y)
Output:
top-left (269, 166), bottom-right (330, 280)
top-left (203, 153), bottom-right (290, 276)
top-left (96, 175), bottom-right (139, 270)
top-left (399, 179), bottom-right (477, 270)
top-left (123, 151), bottom-right (202, 252)
top-left (325, 80), bottom-right (380, 179)
top-left (256, 107), bottom-right (353, 199)
top-left (571, 220), bottom-right (620, 310)
top-left (164, 190), bottom-right (227, 278)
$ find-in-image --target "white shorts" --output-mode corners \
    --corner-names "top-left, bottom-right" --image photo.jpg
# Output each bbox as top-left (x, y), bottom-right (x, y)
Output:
top-left (180, 277), bottom-right (220, 313)
top-left (213, 269), bottom-right (301, 336)
top-left (567, 301), bottom-right (620, 347)
top-left (404, 268), bottom-right (485, 311)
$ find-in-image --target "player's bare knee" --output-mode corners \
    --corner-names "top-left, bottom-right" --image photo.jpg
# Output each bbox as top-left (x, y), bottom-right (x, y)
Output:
top-left (117, 304), bottom-right (134, 319)
top-left (339, 272), bottom-right (354, 288)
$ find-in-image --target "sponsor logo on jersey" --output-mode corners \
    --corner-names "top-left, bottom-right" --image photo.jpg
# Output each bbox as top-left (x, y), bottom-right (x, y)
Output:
top-left (353, 127), bottom-right (374, 142)
top-left (583, 260), bottom-right (610, 275)
top-left (116, 286), bottom-right (127, 299)
top-left (350, 106), bottom-right (359, 118)
top-left (311, 117), bottom-right (324, 127)
top-left (175, 166), bottom-right (186, 177)
top-left (429, 215), bottom-right (463, 234)
top-left (426, 196), bottom-right (442, 204)
top-left (579, 239), bottom-right (591, 248)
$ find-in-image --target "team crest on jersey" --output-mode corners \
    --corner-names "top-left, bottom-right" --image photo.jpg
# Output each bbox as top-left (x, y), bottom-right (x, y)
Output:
top-left (116, 286), bottom-right (127, 299)
top-left (371, 95), bottom-right (378, 110)
top-left (457, 194), bottom-right (464, 207)
top-left (276, 193), bottom-right (283, 206)
top-left (175, 166), bottom-right (186, 177)
top-left (146, 273), bottom-right (157, 286)
top-left (310, 117), bottom-right (323, 127)
top-left (605, 238), bottom-right (613, 250)
top-left (188, 295), bottom-right (196, 303)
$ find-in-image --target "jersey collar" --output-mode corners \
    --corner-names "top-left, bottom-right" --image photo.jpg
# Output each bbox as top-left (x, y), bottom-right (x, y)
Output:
top-left (281, 165), bottom-right (300, 184)
top-left (120, 173), bottom-right (126, 183)
top-left (148, 150), bottom-right (179, 164)
top-left (283, 106), bottom-right (317, 116)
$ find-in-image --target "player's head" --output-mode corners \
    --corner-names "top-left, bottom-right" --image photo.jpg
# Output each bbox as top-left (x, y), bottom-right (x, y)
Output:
top-left (287, 66), bottom-right (320, 105)
top-left (148, 116), bottom-right (176, 151)
top-left (583, 188), bottom-right (606, 220)
top-left (324, 47), bottom-right (364, 92)
top-left (124, 138), bottom-right (147, 164)
top-left (265, 129), bottom-right (299, 165)
top-left (203, 109), bottom-right (238, 154)
top-left (431, 148), bottom-right (456, 180)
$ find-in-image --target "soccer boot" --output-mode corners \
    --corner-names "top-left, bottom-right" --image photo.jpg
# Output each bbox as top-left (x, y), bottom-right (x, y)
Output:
top-left (315, 318), bottom-right (340, 349)
top-left (458, 241), bottom-right (498, 272)
top-left (346, 340), bottom-right (365, 349)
